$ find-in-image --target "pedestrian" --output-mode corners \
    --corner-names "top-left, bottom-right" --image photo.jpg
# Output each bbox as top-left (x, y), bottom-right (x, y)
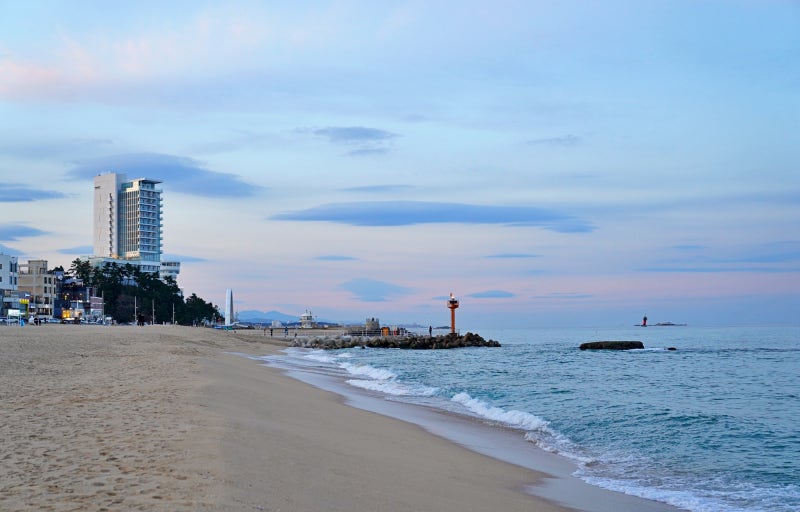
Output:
top-left (429, 325), bottom-right (432, 337)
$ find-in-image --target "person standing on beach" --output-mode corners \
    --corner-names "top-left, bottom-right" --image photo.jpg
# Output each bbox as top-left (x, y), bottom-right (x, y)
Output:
top-left (429, 325), bottom-right (433, 337)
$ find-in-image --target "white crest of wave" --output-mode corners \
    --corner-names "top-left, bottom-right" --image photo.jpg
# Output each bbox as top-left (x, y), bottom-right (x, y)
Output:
top-left (303, 351), bottom-right (337, 364)
top-left (451, 392), bottom-right (553, 433)
top-left (347, 379), bottom-right (437, 397)
top-left (340, 362), bottom-right (396, 380)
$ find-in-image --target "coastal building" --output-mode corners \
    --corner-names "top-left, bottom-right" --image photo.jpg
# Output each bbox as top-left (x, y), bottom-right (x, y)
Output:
top-left (159, 260), bottom-right (181, 282)
top-left (17, 259), bottom-right (57, 319)
top-left (300, 309), bottom-right (315, 329)
top-left (0, 253), bottom-right (19, 317)
top-left (90, 172), bottom-right (178, 279)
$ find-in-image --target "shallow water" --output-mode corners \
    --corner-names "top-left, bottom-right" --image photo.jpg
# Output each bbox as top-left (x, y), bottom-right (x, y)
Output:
top-left (260, 325), bottom-right (799, 512)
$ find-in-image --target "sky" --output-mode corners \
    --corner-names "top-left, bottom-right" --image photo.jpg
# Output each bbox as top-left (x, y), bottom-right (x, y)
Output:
top-left (1, 0), bottom-right (798, 328)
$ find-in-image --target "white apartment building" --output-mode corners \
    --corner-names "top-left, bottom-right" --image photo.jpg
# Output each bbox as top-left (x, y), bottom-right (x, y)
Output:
top-left (0, 253), bottom-right (19, 317)
top-left (160, 260), bottom-right (181, 282)
top-left (92, 172), bottom-right (177, 278)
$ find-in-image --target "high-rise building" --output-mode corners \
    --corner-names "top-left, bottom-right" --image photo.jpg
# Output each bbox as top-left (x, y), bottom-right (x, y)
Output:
top-left (91, 172), bottom-right (177, 277)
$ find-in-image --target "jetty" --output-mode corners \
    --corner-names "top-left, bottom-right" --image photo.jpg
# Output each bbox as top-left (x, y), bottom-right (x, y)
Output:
top-left (291, 331), bottom-right (500, 350)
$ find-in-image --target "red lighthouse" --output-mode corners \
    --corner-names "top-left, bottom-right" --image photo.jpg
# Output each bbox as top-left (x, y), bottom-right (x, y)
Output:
top-left (447, 293), bottom-right (460, 334)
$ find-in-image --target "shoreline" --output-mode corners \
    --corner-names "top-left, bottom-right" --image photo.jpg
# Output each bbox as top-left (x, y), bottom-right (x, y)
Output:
top-left (1, 325), bottom-right (681, 511)
top-left (249, 339), bottom-right (684, 512)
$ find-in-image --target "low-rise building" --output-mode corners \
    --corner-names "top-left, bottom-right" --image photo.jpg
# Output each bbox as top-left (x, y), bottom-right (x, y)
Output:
top-left (18, 259), bottom-right (57, 319)
top-left (0, 253), bottom-right (19, 317)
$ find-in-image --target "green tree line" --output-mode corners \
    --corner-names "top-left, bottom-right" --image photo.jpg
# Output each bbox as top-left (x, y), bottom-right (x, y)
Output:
top-left (68, 258), bottom-right (219, 325)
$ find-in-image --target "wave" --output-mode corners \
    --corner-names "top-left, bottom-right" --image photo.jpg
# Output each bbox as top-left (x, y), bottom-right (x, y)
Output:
top-left (451, 392), bottom-right (552, 432)
top-left (347, 379), bottom-right (438, 397)
top-left (339, 361), bottom-right (397, 381)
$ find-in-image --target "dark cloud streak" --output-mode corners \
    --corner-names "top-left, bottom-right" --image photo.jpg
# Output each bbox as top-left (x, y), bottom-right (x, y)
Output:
top-left (312, 126), bottom-right (398, 144)
top-left (0, 224), bottom-right (48, 241)
top-left (338, 278), bottom-right (413, 302)
top-left (467, 290), bottom-right (515, 298)
top-left (526, 134), bottom-right (581, 147)
top-left (66, 153), bottom-right (265, 198)
top-left (0, 183), bottom-right (67, 202)
top-left (271, 201), bottom-right (595, 233)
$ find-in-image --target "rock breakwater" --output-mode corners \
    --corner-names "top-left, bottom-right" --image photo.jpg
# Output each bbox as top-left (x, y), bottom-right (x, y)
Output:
top-left (291, 332), bottom-right (501, 350)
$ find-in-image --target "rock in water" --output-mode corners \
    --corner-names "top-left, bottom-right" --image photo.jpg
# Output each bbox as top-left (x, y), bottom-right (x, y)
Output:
top-left (579, 341), bottom-right (644, 350)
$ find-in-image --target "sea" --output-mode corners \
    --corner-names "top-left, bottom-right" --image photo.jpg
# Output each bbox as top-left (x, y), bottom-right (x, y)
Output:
top-left (250, 325), bottom-right (799, 512)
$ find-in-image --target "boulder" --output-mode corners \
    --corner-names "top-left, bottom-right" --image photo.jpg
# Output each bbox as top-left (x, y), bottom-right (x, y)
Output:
top-left (579, 341), bottom-right (644, 350)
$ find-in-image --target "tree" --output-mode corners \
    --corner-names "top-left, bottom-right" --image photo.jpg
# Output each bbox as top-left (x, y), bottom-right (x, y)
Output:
top-left (68, 261), bottom-right (215, 325)
top-left (68, 258), bottom-right (93, 285)
top-left (179, 293), bottom-right (217, 326)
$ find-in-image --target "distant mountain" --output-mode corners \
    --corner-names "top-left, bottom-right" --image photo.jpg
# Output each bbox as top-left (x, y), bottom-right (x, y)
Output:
top-left (236, 309), bottom-right (344, 326)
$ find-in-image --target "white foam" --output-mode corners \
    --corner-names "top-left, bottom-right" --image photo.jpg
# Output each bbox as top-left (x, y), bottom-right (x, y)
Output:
top-left (347, 379), bottom-right (438, 397)
top-left (451, 392), bottom-right (552, 432)
top-left (304, 351), bottom-right (338, 364)
top-left (339, 362), bottom-right (396, 381)
top-left (579, 474), bottom-right (752, 512)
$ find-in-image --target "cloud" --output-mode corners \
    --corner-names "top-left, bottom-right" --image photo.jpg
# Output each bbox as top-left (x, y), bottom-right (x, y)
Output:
top-left (0, 138), bottom-right (115, 160)
top-left (338, 278), bottom-right (413, 302)
top-left (526, 134), bottom-right (581, 147)
top-left (342, 184), bottom-right (415, 194)
top-left (486, 253), bottom-right (541, 259)
top-left (0, 243), bottom-right (21, 255)
top-left (639, 266), bottom-right (797, 273)
top-left (66, 153), bottom-right (265, 197)
top-left (467, 290), bottom-right (515, 299)
top-left (57, 245), bottom-right (93, 255)
top-left (0, 183), bottom-right (68, 202)
top-left (533, 292), bottom-right (593, 299)
top-left (672, 244), bottom-right (707, 251)
top-left (162, 254), bottom-right (207, 263)
top-left (0, 224), bottom-right (48, 241)
top-left (346, 147), bottom-right (390, 157)
top-left (726, 241), bottom-right (800, 264)
top-left (648, 241), bottom-right (800, 272)
top-left (271, 201), bottom-right (595, 233)
top-left (312, 126), bottom-right (398, 144)
top-left (0, 8), bottom-right (282, 104)
top-left (314, 255), bottom-right (358, 261)
top-left (305, 126), bottom-right (399, 156)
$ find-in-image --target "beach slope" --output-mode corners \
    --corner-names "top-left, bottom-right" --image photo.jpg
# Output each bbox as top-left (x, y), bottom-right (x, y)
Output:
top-left (0, 325), bottom-right (569, 512)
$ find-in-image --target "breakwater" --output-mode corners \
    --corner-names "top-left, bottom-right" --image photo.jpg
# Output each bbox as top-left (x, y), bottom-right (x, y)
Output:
top-left (291, 332), bottom-right (501, 350)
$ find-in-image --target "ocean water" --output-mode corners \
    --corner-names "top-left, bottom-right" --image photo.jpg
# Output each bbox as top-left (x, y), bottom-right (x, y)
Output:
top-left (256, 325), bottom-right (799, 512)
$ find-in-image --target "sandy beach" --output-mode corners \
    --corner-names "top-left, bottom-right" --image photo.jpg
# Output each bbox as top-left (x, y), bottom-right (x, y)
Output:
top-left (1, 324), bottom-right (573, 512)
